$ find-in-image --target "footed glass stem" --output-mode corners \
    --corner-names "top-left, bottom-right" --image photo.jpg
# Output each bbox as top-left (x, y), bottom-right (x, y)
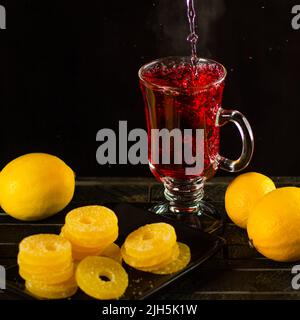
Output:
top-left (150, 177), bottom-right (223, 234)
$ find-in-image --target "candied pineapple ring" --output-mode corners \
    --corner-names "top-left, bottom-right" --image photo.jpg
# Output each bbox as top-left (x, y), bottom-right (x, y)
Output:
top-left (124, 223), bottom-right (176, 258)
top-left (142, 242), bottom-right (191, 275)
top-left (121, 242), bottom-right (178, 268)
top-left (76, 256), bottom-right (128, 300)
top-left (65, 206), bottom-right (118, 240)
top-left (136, 242), bottom-right (180, 271)
top-left (101, 243), bottom-right (122, 264)
top-left (19, 234), bottom-right (72, 266)
top-left (25, 275), bottom-right (77, 300)
top-left (19, 262), bottom-right (74, 284)
top-left (64, 237), bottom-right (108, 254)
top-left (72, 247), bottom-right (104, 261)
top-left (18, 254), bottom-right (70, 273)
top-left (61, 225), bottom-right (117, 249)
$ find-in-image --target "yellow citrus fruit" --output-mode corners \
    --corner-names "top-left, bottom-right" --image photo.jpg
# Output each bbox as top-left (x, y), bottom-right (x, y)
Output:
top-left (0, 153), bottom-right (75, 221)
top-left (76, 256), bottom-right (128, 300)
top-left (25, 275), bottom-right (77, 300)
top-left (225, 172), bottom-right (275, 229)
top-left (247, 187), bottom-right (300, 262)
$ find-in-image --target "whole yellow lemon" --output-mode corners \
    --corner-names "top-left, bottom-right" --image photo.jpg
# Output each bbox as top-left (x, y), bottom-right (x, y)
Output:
top-left (225, 172), bottom-right (275, 229)
top-left (0, 153), bottom-right (75, 221)
top-left (247, 187), bottom-right (300, 262)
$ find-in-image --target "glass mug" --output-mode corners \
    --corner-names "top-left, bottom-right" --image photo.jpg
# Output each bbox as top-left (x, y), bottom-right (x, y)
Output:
top-left (139, 57), bottom-right (254, 229)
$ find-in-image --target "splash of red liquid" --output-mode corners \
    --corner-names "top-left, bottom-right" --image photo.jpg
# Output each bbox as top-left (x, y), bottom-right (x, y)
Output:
top-left (141, 61), bottom-right (225, 181)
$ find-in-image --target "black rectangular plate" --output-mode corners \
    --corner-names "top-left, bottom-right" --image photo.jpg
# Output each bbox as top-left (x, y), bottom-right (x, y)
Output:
top-left (5, 203), bottom-right (225, 300)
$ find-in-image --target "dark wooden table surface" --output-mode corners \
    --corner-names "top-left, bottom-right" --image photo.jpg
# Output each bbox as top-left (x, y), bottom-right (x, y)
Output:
top-left (1, 176), bottom-right (300, 300)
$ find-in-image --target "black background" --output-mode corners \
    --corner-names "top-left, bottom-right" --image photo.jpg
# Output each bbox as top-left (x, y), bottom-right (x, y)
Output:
top-left (0, 0), bottom-right (299, 177)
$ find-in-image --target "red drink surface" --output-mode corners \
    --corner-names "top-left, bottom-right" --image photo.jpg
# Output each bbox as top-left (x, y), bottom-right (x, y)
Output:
top-left (140, 59), bottom-right (225, 181)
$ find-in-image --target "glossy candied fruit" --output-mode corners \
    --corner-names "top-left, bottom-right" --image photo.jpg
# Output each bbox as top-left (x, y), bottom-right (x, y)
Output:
top-left (65, 206), bottom-right (118, 240)
top-left (143, 242), bottom-right (191, 275)
top-left (18, 254), bottom-right (70, 273)
top-left (137, 242), bottom-right (180, 271)
top-left (19, 261), bottom-right (74, 284)
top-left (61, 225), bottom-right (117, 249)
top-left (72, 247), bottom-right (104, 261)
top-left (25, 275), bottom-right (77, 300)
top-left (121, 242), bottom-right (178, 268)
top-left (101, 243), bottom-right (122, 264)
top-left (124, 223), bottom-right (176, 258)
top-left (76, 256), bottom-right (128, 300)
top-left (18, 234), bottom-right (72, 266)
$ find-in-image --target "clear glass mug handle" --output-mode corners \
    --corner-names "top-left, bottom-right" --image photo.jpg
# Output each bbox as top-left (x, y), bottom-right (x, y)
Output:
top-left (217, 108), bottom-right (254, 172)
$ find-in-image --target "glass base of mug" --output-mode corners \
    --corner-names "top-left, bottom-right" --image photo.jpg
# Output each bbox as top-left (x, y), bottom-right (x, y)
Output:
top-left (149, 201), bottom-right (223, 234)
top-left (149, 177), bottom-right (224, 234)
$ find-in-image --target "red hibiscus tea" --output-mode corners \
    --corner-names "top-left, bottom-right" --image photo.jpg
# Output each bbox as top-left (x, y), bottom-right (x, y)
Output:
top-left (139, 57), bottom-right (226, 181)
top-left (138, 0), bottom-right (253, 216)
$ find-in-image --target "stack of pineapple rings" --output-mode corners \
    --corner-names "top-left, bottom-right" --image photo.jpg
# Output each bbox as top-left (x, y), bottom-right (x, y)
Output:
top-left (60, 206), bottom-right (119, 261)
top-left (18, 234), bottom-right (77, 299)
top-left (121, 223), bottom-right (191, 274)
top-left (17, 206), bottom-right (191, 300)
top-left (18, 206), bottom-right (125, 300)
